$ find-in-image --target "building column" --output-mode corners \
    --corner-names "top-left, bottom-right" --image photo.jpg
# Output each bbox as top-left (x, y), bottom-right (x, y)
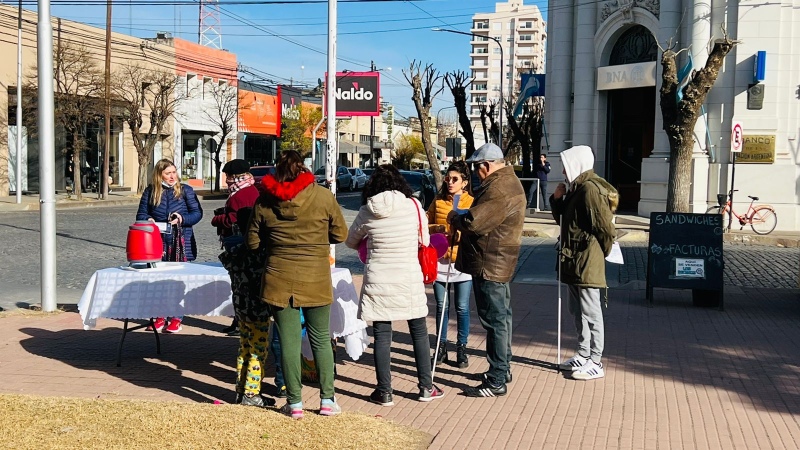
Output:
top-left (543, 0), bottom-right (574, 157)
top-left (638, 1), bottom-right (688, 216)
top-left (570, 0), bottom-right (597, 149)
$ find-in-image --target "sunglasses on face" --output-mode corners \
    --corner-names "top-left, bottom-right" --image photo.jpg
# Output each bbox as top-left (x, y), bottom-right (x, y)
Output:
top-left (444, 176), bottom-right (462, 183)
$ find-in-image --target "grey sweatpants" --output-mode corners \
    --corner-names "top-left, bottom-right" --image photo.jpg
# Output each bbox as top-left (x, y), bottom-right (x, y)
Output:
top-left (567, 285), bottom-right (604, 364)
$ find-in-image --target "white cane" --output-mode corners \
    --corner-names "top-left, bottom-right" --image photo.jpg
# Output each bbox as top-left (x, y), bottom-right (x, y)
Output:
top-left (431, 193), bottom-right (462, 383)
top-left (557, 213), bottom-right (563, 370)
top-left (430, 256), bottom-right (454, 382)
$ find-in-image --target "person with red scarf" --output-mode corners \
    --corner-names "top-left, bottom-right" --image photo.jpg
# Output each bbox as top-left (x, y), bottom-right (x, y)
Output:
top-left (247, 150), bottom-right (347, 419)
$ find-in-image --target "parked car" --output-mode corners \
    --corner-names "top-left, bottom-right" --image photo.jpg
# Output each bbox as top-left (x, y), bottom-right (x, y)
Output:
top-left (399, 170), bottom-right (436, 210)
top-left (361, 168), bottom-right (374, 179)
top-left (347, 168), bottom-right (368, 190)
top-left (248, 165), bottom-right (275, 191)
top-left (313, 166), bottom-right (354, 191)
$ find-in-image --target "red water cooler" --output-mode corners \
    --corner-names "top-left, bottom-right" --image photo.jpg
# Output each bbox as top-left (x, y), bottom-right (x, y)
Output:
top-left (126, 221), bottom-right (163, 264)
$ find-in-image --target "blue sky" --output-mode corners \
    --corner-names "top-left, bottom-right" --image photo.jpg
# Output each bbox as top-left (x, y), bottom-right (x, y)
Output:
top-left (48, 0), bottom-right (547, 122)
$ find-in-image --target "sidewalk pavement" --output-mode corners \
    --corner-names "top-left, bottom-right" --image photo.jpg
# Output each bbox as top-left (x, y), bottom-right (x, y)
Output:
top-left (0, 189), bottom-right (228, 212)
top-left (1, 243), bottom-right (799, 449)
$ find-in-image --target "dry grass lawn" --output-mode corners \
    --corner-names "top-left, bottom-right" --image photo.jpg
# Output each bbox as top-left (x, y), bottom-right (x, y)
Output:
top-left (0, 394), bottom-right (431, 450)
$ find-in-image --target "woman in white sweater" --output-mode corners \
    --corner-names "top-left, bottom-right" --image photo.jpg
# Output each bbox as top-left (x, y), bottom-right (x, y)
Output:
top-left (346, 165), bottom-right (445, 407)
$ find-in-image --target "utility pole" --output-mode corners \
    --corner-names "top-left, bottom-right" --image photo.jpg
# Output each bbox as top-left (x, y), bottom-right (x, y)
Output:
top-left (369, 60), bottom-right (375, 167)
top-left (102, 0), bottom-right (112, 199)
top-left (15, 0), bottom-right (23, 203)
top-left (326, 0), bottom-right (337, 263)
top-left (38, 0), bottom-right (57, 311)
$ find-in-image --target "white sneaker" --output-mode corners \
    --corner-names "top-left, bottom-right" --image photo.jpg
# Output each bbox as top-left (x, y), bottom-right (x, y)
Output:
top-left (559, 354), bottom-right (588, 371)
top-left (571, 360), bottom-right (604, 380)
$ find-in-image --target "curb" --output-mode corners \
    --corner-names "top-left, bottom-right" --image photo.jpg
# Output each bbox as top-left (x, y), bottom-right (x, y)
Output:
top-left (723, 232), bottom-right (800, 248)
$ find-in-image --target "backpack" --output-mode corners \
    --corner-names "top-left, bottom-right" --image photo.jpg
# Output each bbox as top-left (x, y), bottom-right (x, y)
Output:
top-left (585, 176), bottom-right (619, 214)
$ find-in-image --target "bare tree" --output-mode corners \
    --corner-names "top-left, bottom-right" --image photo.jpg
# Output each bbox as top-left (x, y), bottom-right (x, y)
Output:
top-left (25, 43), bottom-right (104, 199)
top-left (478, 101), bottom-right (501, 148)
top-left (660, 28), bottom-right (737, 212)
top-left (204, 82), bottom-right (238, 192)
top-left (505, 95), bottom-right (545, 184)
top-left (404, 60), bottom-right (445, 189)
top-left (444, 71), bottom-right (476, 159)
top-left (113, 63), bottom-right (181, 194)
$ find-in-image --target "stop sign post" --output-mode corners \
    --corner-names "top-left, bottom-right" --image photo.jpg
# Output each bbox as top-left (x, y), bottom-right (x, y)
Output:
top-left (727, 121), bottom-right (744, 231)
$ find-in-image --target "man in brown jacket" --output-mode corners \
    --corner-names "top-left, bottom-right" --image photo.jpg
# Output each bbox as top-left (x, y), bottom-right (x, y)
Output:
top-left (449, 143), bottom-right (526, 397)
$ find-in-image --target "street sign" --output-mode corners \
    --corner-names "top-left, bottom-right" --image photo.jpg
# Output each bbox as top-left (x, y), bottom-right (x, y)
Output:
top-left (731, 121), bottom-right (744, 152)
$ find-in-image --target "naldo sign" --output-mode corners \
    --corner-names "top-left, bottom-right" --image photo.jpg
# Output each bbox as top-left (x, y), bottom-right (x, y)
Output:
top-left (327, 72), bottom-right (381, 117)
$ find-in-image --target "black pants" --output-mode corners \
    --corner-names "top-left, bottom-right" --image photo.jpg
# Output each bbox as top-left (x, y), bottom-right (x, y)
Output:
top-left (372, 318), bottom-right (432, 393)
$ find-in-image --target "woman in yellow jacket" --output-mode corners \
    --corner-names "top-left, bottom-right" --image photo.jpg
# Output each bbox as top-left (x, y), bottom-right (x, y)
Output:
top-left (426, 160), bottom-right (474, 369)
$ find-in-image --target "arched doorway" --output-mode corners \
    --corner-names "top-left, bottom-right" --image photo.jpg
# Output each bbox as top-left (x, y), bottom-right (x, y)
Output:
top-left (605, 25), bottom-right (657, 212)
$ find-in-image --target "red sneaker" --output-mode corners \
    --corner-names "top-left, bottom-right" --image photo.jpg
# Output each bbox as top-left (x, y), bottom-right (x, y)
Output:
top-left (164, 318), bottom-right (182, 333)
top-left (147, 317), bottom-right (166, 331)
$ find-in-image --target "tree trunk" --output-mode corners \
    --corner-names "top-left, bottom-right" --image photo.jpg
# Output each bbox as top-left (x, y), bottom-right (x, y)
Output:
top-left (659, 33), bottom-right (736, 212)
top-left (136, 144), bottom-right (151, 194)
top-left (72, 132), bottom-right (82, 200)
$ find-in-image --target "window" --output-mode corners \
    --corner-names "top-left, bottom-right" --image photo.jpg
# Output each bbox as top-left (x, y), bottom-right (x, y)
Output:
top-left (474, 20), bottom-right (489, 29)
top-left (519, 47), bottom-right (532, 54)
top-left (472, 58), bottom-right (485, 67)
top-left (474, 47), bottom-right (488, 54)
top-left (521, 21), bottom-right (532, 29)
top-left (475, 36), bottom-right (488, 42)
top-left (359, 134), bottom-right (370, 143)
top-left (202, 77), bottom-right (212, 99)
top-left (491, 84), bottom-right (500, 91)
top-left (140, 82), bottom-right (151, 107)
top-left (186, 73), bottom-right (196, 96)
top-left (520, 35), bottom-right (532, 41)
top-left (473, 83), bottom-right (487, 91)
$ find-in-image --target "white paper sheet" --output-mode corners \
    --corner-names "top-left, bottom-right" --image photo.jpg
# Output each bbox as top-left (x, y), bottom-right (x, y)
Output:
top-left (605, 241), bottom-right (624, 264)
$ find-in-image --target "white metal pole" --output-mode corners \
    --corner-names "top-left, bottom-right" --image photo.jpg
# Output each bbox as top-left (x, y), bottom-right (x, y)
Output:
top-left (15, 0), bottom-right (23, 203)
top-left (326, 0), bottom-right (337, 264)
top-left (38, 0), bottom-right (57, 312)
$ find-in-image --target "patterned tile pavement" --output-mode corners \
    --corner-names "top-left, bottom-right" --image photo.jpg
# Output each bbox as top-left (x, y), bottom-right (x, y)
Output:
top-left (1, 279), bottom-right (799, 449)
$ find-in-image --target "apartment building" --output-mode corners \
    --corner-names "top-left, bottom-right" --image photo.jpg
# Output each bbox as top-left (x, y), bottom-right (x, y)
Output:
top-left (468, 0), bottom-right (546, 147)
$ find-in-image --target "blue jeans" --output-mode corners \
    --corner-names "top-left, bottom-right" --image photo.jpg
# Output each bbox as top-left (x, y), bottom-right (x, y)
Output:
top-left (433, 280), bottom-right (472, 347)
top-left (472, 277), bottom-right (512, 386)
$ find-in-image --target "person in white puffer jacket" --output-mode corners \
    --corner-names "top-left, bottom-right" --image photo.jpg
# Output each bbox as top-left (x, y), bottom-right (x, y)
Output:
top-left (346, 164), bottom-right (444, 407)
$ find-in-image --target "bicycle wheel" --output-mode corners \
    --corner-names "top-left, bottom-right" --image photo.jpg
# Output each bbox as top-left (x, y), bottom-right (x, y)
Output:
top-left (749, 206), bottom-right (777, 235)
top-left (706, 205), bottom-right (730, 228)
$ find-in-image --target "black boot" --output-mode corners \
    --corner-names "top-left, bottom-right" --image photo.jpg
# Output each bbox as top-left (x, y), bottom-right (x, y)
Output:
top-left (432, 341), bottom-right (448, 366)
top-left (456, 344), bottom-right (469, 369)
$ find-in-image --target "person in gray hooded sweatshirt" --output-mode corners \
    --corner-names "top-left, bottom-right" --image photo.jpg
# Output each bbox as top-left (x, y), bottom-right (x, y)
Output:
top-left (550, 145), bottom-right (616, 380)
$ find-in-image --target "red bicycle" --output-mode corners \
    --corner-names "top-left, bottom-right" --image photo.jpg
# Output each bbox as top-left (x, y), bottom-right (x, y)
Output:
top-left (706, 190), bottom-right (777, 235)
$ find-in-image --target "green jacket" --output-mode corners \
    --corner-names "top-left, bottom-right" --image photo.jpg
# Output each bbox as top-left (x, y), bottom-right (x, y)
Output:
top-left (550, 170), bottom-right (616, 288)
top-left (247, 179), bottom-right (348, 309)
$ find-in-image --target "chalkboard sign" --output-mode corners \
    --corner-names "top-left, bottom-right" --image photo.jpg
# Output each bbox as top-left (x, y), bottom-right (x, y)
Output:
top-left (646, 212), bottom-right (724, 309)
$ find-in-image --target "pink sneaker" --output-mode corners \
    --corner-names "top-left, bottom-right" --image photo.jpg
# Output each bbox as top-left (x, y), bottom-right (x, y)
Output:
top-left (163, 318), bottom-right (182, 333)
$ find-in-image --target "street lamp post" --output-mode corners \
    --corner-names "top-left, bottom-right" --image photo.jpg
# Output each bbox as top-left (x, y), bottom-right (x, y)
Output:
top-left (369, 61), bottom-right (390, 167)
top-left (433, 28), bottom-right (503, 150)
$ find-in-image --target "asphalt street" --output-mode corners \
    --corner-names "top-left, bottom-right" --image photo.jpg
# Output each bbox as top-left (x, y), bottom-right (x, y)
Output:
top-left (0, 191), bottom-right (797, 311)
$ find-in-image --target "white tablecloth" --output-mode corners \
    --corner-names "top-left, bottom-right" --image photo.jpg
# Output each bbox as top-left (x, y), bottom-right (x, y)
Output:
top-left (78, 263), bottom-right (369, 360)
top-left (78, 262), bottom-right (234, 330)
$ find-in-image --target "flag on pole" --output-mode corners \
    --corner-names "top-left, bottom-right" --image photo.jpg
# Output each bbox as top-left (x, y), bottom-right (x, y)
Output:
top-left (513, 73), bottom-right (545, 118)
top-left (675, 54), bottom-right (693, 103)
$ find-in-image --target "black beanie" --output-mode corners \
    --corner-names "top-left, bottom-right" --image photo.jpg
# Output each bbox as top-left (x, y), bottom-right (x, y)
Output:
top-left (222, 159), bottom-right (250, 175)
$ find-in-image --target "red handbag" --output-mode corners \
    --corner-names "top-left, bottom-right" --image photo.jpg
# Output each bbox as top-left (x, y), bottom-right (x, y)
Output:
top-left (413, 199), bottom-right (438, 284)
